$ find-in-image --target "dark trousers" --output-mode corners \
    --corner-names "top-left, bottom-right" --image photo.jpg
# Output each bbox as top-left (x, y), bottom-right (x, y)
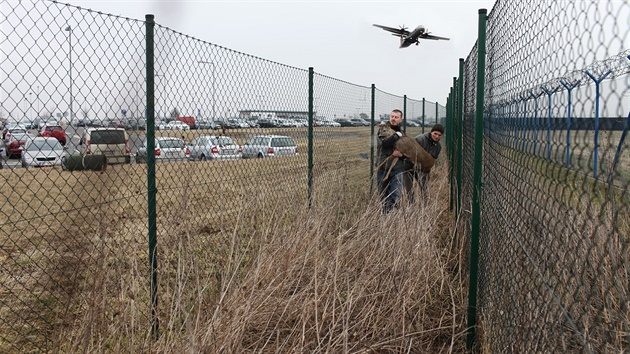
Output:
top-left (377, 168), bottom-right (406, 213)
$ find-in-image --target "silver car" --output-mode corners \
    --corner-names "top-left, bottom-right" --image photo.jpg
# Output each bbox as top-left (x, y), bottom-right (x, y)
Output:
top-left (136, 137), bottom-right (188, 163)
top-left (21, 137), bottom-right (65, 168)
top-left (241, 135), bottom-right (298, 159)
top-left (188, 135), bottom-right (242, 161)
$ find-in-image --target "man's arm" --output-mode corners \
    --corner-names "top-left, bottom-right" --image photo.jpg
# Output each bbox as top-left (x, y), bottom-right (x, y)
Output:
top-left (382, 132), bottom-right (402, 149)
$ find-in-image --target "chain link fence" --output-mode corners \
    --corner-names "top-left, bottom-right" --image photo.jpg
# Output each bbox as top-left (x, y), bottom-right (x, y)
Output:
top-left (448, 0), bottom-right (629, 352)
top-left (0, 1), bottom-right (445, 351)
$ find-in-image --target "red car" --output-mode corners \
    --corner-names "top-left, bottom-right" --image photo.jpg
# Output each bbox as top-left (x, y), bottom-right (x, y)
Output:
top-left (39, 124), bottom-right (67, 145)
top-left (6, 133), bottom-right (33, 158)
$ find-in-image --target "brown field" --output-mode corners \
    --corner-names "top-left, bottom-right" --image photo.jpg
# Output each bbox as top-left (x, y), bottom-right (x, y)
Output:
top-left (0, 125), bottom-right (626, 352)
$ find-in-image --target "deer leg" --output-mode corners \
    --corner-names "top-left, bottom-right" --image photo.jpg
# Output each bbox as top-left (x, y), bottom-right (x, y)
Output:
top-left (376, 155), bottom-right (394, 171)
top-left (383, 157), bottom-right (399, 180)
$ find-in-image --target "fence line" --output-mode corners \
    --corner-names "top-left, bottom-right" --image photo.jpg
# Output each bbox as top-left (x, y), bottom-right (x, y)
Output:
top-left (445, 0), bottom-right (629, 352)
top-left (0, 1), bottom-right (445, 351)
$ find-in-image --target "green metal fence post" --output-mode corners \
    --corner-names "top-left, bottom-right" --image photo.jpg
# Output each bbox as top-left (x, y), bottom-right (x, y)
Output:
top-left (422, 97), bottom-right (426, 134)
top-left (308, 67), bottom-right (314, 209)
top-left (467, 8), bottom-right (487, 351)
top-left (145, 13), bottom-right (159, 340)
top-left (457, 58), bottom-right (464, 226)
top-left (403, 94), bottom-right (407, 133)
top-left (449, 78), bottom-right (456, 212)
top-left (370, 84), bottom-right (376, 194)
top-left (436, 101), bottom-right (439, 125)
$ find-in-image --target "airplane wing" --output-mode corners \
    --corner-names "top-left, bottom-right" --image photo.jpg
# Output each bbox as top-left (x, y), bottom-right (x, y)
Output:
top-left (373, 24), bottom-right (410, 36)
top-left (420, 33), bottom-right (450, 41)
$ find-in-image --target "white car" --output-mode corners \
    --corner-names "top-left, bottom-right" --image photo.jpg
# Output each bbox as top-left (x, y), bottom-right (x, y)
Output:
top-left (136, 137), bottom-right (189, 163)
top-left (3, 126), bottom-right (28, 144)
top-left (188, 135), bottom-right (242, 161)
top-left (158, 121), bottom-right (190, 130)
top-left (21, 137), bottom-right (65, 168)
top-left (241, 135), bottom-right (298, 159)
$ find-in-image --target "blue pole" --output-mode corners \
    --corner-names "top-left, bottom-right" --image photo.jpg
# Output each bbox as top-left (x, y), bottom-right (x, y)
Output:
top-left (585, 70), bottom-right (611, 178)
top-left (541, 85), bottom-right (559, 160)
top-left (507, 102), bottom-right (512, 146)
top-left (529, 90), bottom-right (542, 155)
top-left (513, 99), bottom-right (519, 149)
top-left (606, 55), bottom-right (630, 185)
top-left (521, 94), bottom-right (528, 151)
top-left (560, 80), bottom-right (580, 167)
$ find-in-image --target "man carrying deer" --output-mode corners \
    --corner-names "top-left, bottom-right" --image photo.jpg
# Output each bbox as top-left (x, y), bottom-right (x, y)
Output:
top-left (376, 109), bottom-right (443, 212)
top-left (375, 109), bottom-right (413, 213)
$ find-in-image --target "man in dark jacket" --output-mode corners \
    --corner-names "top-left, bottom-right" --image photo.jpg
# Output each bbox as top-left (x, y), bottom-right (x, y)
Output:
top-left (413, 123), bottom-right (444, 202)
top-left (376, 109), bottom-right (413, 213)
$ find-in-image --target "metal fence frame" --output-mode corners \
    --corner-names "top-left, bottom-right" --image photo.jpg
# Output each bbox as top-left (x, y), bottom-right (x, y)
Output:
top-left (444, 1), bottom-right (629, 352)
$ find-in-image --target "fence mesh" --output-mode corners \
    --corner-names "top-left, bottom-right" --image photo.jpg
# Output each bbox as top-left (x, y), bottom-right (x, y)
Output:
top-left (454, 0), bottom-right (629, 352)
top-left (0, 1), bottom-right (442, 351)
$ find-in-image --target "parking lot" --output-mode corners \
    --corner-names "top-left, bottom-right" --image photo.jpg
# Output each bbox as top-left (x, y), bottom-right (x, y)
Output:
top-left (1, 126), bottom-right (145, 169)
top-left (0, 123), bottom-right (403, 169)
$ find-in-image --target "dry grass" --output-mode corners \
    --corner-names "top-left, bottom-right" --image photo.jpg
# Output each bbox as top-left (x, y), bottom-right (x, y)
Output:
top-left (0, 124), bottom-right (626, 352)
top-left (50, 162), bottom-right (468, 353)
top-left (2, 126), bottom-right (467, 353)
top-left (473, 134), bottom-right (629, 353)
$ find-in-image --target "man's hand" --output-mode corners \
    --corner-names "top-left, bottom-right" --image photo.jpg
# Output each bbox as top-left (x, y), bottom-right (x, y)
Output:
top-left (396, 131), bottom-right (403, 137)
top-left (392, 149), bottom-right (403, 158)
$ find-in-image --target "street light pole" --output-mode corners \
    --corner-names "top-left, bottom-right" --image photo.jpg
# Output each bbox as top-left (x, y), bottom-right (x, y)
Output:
top-left (65, 26), bottom-right (73, 122)
top-left (126, 80), bottom-right (139, 119)
top-left (198, 60), bottom-right (216, 128)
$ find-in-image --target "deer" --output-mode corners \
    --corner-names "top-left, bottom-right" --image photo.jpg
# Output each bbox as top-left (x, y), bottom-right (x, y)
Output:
top-left (376, 122), bottom-right (435, 180)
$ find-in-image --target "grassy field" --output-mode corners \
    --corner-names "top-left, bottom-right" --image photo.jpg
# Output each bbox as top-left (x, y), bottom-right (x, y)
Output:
top-left (0, 124), bottom-right (626, 352)
top-left (2, 126), bottom-right (465, 352)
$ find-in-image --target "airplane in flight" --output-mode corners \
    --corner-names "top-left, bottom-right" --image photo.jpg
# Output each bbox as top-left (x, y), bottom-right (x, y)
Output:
top-left (373, 24), bottom-right (449, 48)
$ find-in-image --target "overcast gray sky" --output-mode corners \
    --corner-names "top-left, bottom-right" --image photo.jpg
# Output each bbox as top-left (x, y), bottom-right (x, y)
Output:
top-left (64, 0), bottom-right (496, 104)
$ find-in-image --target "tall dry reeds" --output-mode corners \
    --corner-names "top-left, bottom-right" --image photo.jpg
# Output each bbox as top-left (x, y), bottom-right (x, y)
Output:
top-left (58, 163), bottom-right (469, 352)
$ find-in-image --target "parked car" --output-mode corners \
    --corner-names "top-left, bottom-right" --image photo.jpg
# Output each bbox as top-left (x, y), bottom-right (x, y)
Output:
top-left (159, 121), bottom-right (190, 130)
top-left (3, 121), bottom-right (26, 140)
top-left (188, 135), bottom-right (242, 161)
top-left (196, 120), bottom-right (220, 130)
top-left (4, 126), bottom-right (28, 143)
top-left (277, 118), bottom-right (300, 128)
top-left (241, 135), bottom-right (298, 158)
top-left (6, 132), bottom-right (34, 158)
top-left (21, 137), bottom-right (65, 168)
top-left (350, 118), bottom-right (370, 126)
top-left (226, 118), bottom-right (251, 129)
top-left (334, 118), bottom-right (354, 127)
top-left (105, 119), bottom-right (125, 128)
top-left (20, 119), bottom-right (36, 129)
top-left (257, 118), bottom-right (279, 128)
top-left (88, 118), bottom-right (104, 127)
top-left (314, 119), bottom-right (340, 127)
top-left (154, 119), bottom-right (168, 130)
top-left (31, 117), bottom-right (47, 129)
top-left (77, 127), bottom-right (131, 164)
top-left (136, 137), bottom-right (189, 163)
top-left (39, 124), bottom-right (67, 145)
top-left (124, 118), bottom-right (146, 130)
top-left (71, 118), bottom-right (90, 127)
top-left (176, 116), bottom-right (196, 129)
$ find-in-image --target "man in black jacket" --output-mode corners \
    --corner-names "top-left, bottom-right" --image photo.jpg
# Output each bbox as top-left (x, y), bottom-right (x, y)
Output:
top-left (413, 123), bottom-right (444, 202)
top-left (376, 109), bottom-right (413, 213)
